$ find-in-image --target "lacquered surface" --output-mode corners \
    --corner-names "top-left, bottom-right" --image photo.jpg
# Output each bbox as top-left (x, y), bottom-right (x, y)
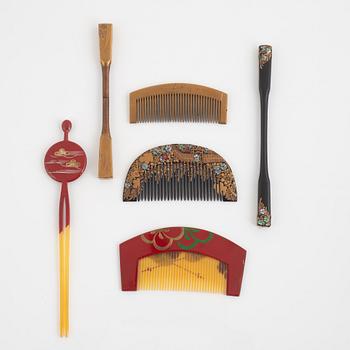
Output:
top-left (119, 227), bottom-right (246, 296)
top-left (44, 120), bottom-right (86, 337)
top-left (44, 141), bottom-right (86, 183)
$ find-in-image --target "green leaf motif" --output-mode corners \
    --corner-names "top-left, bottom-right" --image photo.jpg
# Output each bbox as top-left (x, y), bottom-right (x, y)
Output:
top-left (176, 227), bottom-right (213, 250)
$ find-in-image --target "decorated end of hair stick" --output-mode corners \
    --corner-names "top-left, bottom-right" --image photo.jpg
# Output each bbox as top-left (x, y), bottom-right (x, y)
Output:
top-left (44, 120), bottom-right (86, 336)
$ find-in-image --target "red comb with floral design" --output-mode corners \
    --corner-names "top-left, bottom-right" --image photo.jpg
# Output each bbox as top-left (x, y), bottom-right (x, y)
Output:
top-left (119, 227), bottom-right (246, 296)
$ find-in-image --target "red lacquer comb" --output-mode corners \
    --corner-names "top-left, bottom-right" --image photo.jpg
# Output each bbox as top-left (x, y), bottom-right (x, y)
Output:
top-left (44, 120), bottom-right (87, 337)
top-left (120, 227), bottom-right (246, 296)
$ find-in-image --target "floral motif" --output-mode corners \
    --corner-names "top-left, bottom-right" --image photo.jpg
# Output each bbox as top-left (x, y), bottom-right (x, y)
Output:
top-left (213, 163), bottom-right (228, 175)
top-left (176, 227), bottom-right (213, 250)
top-left (141, 227), bottom-right (213, 251)
top-left (151, 148), bottom-right (162, 156)
top-left (164, 145), bottom-right (172, 152)
top-left (257, 198), bottom-right (271, 227)
top-left (178, 144), bottom-right (191, 152)
top-left (220, 163), bottom-right (227, 171)
top-left (193, 154), bottom-right (201, 162)
top-left (213, 165), bottom-right (221, 175)
top-left (123, 144), bottom-right (237, 201)
top-left (259, 45), bottom-right (272, 69)
top-left (159, 153), bottom-right (170, 162)
top-left (140, 163), bottom-right (149, 170)
top-left (141, 228), bottom-right (184, 251)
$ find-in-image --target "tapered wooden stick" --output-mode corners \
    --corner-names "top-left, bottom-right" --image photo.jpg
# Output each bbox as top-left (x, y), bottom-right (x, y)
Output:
top-left (98, 23), bottom-right (113, 178)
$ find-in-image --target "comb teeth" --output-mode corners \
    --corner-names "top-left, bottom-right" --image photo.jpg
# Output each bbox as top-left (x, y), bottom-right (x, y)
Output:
top-left (135, 94), bottom-right (221, 123)
top-left (137, 163), bottom-right (224, 201)
top-left (123, 144), bottom-right (237, 202)
top-left (130, 83), bottom-right (228, 124)
top-left (137, 252), bottom-right (227, 294)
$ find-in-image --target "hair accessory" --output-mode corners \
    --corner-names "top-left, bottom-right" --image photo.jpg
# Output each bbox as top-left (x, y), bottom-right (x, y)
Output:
top-left (258, 45), bottom-right (272, 227)
top-left (98, 23), bottom-right (113, 178)
top-left (120, 227), bottom-right (246, 296)
top-left (123, 144), bottom-right (237, 201)
top-left (130, 83), bottom-right (228, 123)
top-left (44, 120), bottom-right (87, 336)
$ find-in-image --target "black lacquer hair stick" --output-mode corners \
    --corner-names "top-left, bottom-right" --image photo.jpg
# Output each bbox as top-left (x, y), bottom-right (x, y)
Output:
top-left (257, 45), bottom-right (272, 227)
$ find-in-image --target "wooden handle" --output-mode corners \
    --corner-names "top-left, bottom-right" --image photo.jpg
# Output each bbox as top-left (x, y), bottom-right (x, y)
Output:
top-left (99, 23), bottom-right (112, 66)
top-left (102, 65), bottom-right (110, 134)
top-left (257, 45), bottom-right (272, 227)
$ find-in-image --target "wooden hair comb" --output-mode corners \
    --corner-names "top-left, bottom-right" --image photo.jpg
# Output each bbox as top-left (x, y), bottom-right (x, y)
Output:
top-left (129, 83), bottom-right (228, 123)
top-left (257, 45), bottom-right (272, 227)
top-left (120, 227), bottom-right (246, 296)
top-left (44, 120), bottom-right (87, 336)
top-left (123, 144), bottom-right (237, 201)
top-left (98, 23), bottom-right (113, 178)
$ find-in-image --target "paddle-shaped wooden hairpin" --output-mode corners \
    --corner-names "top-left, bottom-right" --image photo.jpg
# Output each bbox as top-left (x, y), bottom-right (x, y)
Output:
top-left (44, 120), bottom-right (87, 336)
top-left (98, 23), bottom-right (113, 178)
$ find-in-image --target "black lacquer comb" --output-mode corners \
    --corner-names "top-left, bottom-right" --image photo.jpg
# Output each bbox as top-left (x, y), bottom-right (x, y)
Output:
top-left (123, 144), bottom-right (237, 202)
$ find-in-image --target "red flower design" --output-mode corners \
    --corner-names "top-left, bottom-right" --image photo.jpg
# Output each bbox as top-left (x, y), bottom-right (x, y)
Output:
top-left (141, 228), bottom-right (184, 250)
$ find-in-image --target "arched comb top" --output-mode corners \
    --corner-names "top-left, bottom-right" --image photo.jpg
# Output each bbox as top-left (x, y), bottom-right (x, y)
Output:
top-left (123, 144), bottom-right (237, 202)
top-left (130, 83), bottom-right (228, 123)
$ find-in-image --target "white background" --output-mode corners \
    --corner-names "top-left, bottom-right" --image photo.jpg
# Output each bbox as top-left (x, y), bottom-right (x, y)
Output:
top-left (0, 0), bottom-right (349, 349)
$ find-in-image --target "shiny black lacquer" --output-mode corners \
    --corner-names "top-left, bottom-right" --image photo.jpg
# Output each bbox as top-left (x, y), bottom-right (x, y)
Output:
top-left (257, 45), bottom-right (272, 227)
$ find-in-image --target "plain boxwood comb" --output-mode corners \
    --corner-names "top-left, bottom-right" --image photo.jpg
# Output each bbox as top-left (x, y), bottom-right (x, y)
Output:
top-left (120, 227), bottom-right (246, 296)
top-left (257, 45), bottom-right (272, 227)
top-left (123, 144), bottom-right (237, 201)
top-left (129, 83), bottom-right (228, 123)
